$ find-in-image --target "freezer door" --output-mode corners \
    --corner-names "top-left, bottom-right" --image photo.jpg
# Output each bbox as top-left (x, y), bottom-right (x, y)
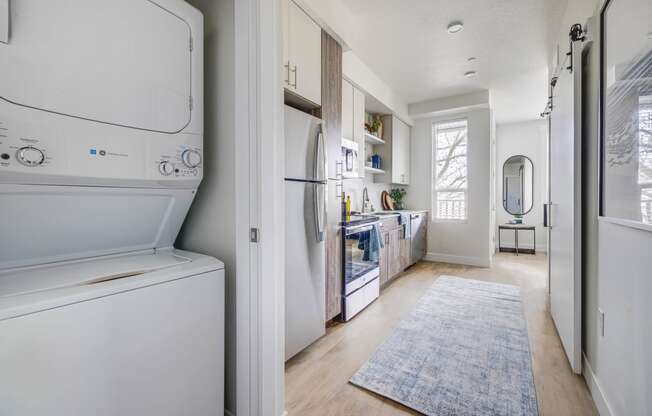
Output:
top-left (0, 0), bottom-right (193, 133)
top-left (285, 180), bottom-right (326, 360)
top-left (285, 105), bottom-right (325, 182)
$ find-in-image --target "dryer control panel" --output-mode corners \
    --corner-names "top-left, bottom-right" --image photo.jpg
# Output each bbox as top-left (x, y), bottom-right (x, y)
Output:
top-left (0, 109), bottom-right (203, 188)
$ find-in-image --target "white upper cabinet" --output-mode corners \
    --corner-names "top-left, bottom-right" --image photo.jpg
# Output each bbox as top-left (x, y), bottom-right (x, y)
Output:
top-left (341, 79), bottom-right (366, 178)
top-left (393, 118), bottom-right (411, 185)
top-left (282, 0), bottom-right (322, 106)
top-left (377, 115), bottom-right (410, 185)
top-left (342, 79), bottom-right (354, 140)
top-left (353, 86), bottom-right (366, 178)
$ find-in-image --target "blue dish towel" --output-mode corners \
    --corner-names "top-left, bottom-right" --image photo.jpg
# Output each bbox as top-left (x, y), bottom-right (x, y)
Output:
top-left (360, 224), bottom-right (383, 262)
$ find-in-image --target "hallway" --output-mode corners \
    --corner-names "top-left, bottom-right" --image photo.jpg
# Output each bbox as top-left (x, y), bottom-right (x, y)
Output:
top-left (285, 254), bottom-right (597, 415)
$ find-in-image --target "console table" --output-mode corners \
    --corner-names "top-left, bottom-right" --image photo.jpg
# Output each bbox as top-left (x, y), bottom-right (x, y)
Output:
top-left (498, 224), bottom-right (536, 255)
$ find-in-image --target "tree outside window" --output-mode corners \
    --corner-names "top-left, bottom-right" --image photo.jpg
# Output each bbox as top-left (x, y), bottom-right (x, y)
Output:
top-left (433, 120), bottom-right (468, 221)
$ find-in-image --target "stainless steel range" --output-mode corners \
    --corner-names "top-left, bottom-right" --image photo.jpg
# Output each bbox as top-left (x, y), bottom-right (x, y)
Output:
top-left (341, 215), bottom-right (382, 321)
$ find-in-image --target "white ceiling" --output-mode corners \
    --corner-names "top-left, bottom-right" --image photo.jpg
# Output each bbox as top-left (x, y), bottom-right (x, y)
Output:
top-left (339, 0), bottom-right (564, 124)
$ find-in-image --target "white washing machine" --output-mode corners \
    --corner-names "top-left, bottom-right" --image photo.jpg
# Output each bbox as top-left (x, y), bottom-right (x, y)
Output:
top-left (0, 0), bottom-right (224, 414)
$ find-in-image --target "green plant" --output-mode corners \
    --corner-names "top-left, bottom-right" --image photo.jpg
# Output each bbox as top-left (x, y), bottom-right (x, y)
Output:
top-left (389, 188), bottom-right (406, 205)
top-left (370, 117), bottom-right (381, 134)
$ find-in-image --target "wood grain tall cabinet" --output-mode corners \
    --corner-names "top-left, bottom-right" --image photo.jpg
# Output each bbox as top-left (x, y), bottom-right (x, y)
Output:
top-left (320, 31), bottom-right (343, 321)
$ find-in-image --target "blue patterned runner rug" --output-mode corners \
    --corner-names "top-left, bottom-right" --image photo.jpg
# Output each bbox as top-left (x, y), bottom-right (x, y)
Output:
top-left (350, 276), bottom-right (538, 416)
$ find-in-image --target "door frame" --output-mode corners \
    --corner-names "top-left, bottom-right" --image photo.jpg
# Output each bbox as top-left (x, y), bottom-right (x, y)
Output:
top-left (235, 0), bottom-right (285, 414)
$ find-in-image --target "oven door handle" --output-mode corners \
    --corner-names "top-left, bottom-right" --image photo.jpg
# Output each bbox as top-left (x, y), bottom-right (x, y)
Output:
top-left (345, 224), bottom-right (374, 235)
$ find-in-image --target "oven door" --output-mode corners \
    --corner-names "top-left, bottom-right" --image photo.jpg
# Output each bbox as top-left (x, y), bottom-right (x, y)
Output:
top-left (343, 223), bottom-right (380, 295)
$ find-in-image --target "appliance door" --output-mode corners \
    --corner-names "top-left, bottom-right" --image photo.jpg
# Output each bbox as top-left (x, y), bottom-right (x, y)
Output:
top-left (0, 185), bottom-right (195, 270)
top-left (0, 270), bottom-right (224, 416)
top-left (343, 224), bottom-right (380, 295)
top-left (285, 105), bottom-right (325, 182)
top-left (0, 0), bottom-right (193, 133)
top-left (284, 180), bottom-right (326, 360)
top-left (410, 213), bottom-right (426, 265)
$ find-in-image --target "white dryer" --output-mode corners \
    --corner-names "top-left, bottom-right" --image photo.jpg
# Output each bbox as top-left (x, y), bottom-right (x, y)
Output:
top-left (0, 1), bottom-right (224, 415)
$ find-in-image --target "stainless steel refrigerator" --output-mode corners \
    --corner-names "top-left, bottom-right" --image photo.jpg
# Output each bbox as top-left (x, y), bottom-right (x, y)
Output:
top-left (284, 105), bottom-right (327, 360)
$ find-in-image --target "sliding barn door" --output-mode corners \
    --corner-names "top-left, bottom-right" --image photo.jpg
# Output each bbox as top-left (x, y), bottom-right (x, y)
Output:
top-left (547, 40), bottom-right (583, 374)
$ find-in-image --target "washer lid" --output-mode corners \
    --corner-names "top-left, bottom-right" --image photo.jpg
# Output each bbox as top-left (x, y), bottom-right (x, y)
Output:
top-left (0, 0), bottom-right (192, 133)
top-left (0, 251), bottom-right (191, 299)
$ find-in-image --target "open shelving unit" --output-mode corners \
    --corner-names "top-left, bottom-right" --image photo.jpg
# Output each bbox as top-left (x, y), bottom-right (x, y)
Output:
top-left (364, 166), bottom-right (385, 175)
top-left (364, 132), bottom-right (385, 145)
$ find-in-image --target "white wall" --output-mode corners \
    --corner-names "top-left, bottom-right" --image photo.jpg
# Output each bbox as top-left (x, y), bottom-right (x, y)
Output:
top-left (343, 52), bottom-right (411, 124)
top-left (176, 0), bottom-right (236, 412)
top-left (495, 120), bottom-right (548, 252)
top-left (406, 108), bottom-right (493, 267)
top-left (408, 91), bottom-right (490, 120)
top-left (342, 177), bottom-right (393, 213)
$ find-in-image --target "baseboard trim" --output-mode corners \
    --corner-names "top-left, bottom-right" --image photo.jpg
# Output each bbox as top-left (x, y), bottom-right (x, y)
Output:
top-left (583, 353), bottom-right (614, 416)
top-left (424, 252), bottom-right (491, 267)
top-left (225, 406), bottom-right (286, 415)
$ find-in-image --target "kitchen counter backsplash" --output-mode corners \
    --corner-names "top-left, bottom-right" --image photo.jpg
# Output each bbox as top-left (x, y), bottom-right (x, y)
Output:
top-left (342, 177), bottom-right (408, 213)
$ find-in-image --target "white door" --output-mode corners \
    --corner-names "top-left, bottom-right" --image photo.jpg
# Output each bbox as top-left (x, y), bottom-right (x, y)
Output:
top-left (0, 0), bottom-right (192, 133)
top-left (548, 40), bottom-right (582, 374)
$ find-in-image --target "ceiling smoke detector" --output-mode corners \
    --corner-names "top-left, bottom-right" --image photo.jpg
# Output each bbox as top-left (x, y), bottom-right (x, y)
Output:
top-left (447, 21), bottom-right (464, 34)
top-left (464, 71), bottom-right (477, 78)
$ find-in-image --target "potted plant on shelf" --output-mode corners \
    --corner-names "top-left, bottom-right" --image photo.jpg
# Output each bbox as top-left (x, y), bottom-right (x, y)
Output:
top-left (389, 188), bottom-right (407, 210)
top-left (365, 115), bottom-right (383, 139)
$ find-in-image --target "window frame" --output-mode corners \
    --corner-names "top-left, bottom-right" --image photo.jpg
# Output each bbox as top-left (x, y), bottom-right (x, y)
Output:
top-left (431, 118), bottom-right (469, 223)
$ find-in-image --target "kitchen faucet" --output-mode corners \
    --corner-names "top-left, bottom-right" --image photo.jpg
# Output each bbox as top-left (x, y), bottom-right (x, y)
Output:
top-left (362, 187), bottom-right (370, 213)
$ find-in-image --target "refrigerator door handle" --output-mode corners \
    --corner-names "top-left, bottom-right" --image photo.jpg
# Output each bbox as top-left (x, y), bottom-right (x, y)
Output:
top-left (0, 0), bottom-right (9, 44)
top-left (313, 183), bottom-right (325, 242)
top-left (314, 125), bottom-right (326, 182)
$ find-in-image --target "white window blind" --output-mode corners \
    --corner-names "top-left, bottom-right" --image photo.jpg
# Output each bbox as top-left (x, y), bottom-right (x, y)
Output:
top-left (433, 119), bottom-right (468, 221)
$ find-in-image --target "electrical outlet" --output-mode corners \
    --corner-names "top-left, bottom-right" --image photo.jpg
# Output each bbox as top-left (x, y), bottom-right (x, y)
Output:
top-left (598, 308), bottom-right (605, 337)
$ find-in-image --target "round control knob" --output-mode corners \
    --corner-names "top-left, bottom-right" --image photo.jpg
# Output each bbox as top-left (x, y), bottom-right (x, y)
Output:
top-left (181, 149), bottom-right (202, 168)
top-left (158, 161), bottom-right (174, 176)
top-left (16, 146), bottom-right (45, 167)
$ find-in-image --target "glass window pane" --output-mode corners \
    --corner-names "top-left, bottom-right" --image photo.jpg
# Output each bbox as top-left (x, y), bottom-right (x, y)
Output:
top-left (433, 120), bottom-right (468, 220)
top-left (601, 0), bottom-right (652, 224)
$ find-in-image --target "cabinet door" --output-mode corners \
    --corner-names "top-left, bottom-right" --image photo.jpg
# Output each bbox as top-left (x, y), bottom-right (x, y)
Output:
top-left (353, 86), bottom-right (366, 178)
top-left (391, 118), bottom-right (410, 185)
top-left (281, 0), bottom-right (290, 88)
top-left (389, 228), bottom-right (401, 279)
top-left (379, 231), bottom-right (389, 286)
top-left (341, 79), bottom-right (354, 141)
top-left (391, 119), bottom-right (401, 184)
top-left (400, 122), bottom-right (411, 184)
top-left (288, 1), bottom-right (321, 105)
top-left (400, 232), bottom-right (411, 271)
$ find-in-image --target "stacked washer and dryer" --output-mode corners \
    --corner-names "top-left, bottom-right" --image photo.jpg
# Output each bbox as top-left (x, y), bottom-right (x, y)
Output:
top-left (0, 1), bottom-right (224, 415)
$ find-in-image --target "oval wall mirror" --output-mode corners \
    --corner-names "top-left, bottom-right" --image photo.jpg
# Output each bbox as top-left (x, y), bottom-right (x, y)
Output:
top-left (502, 155), bottom-right (534, 215)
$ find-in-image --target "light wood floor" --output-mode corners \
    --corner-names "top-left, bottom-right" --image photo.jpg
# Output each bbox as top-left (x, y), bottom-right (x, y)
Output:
top-left (285, 253), bottom-right (597, 416)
